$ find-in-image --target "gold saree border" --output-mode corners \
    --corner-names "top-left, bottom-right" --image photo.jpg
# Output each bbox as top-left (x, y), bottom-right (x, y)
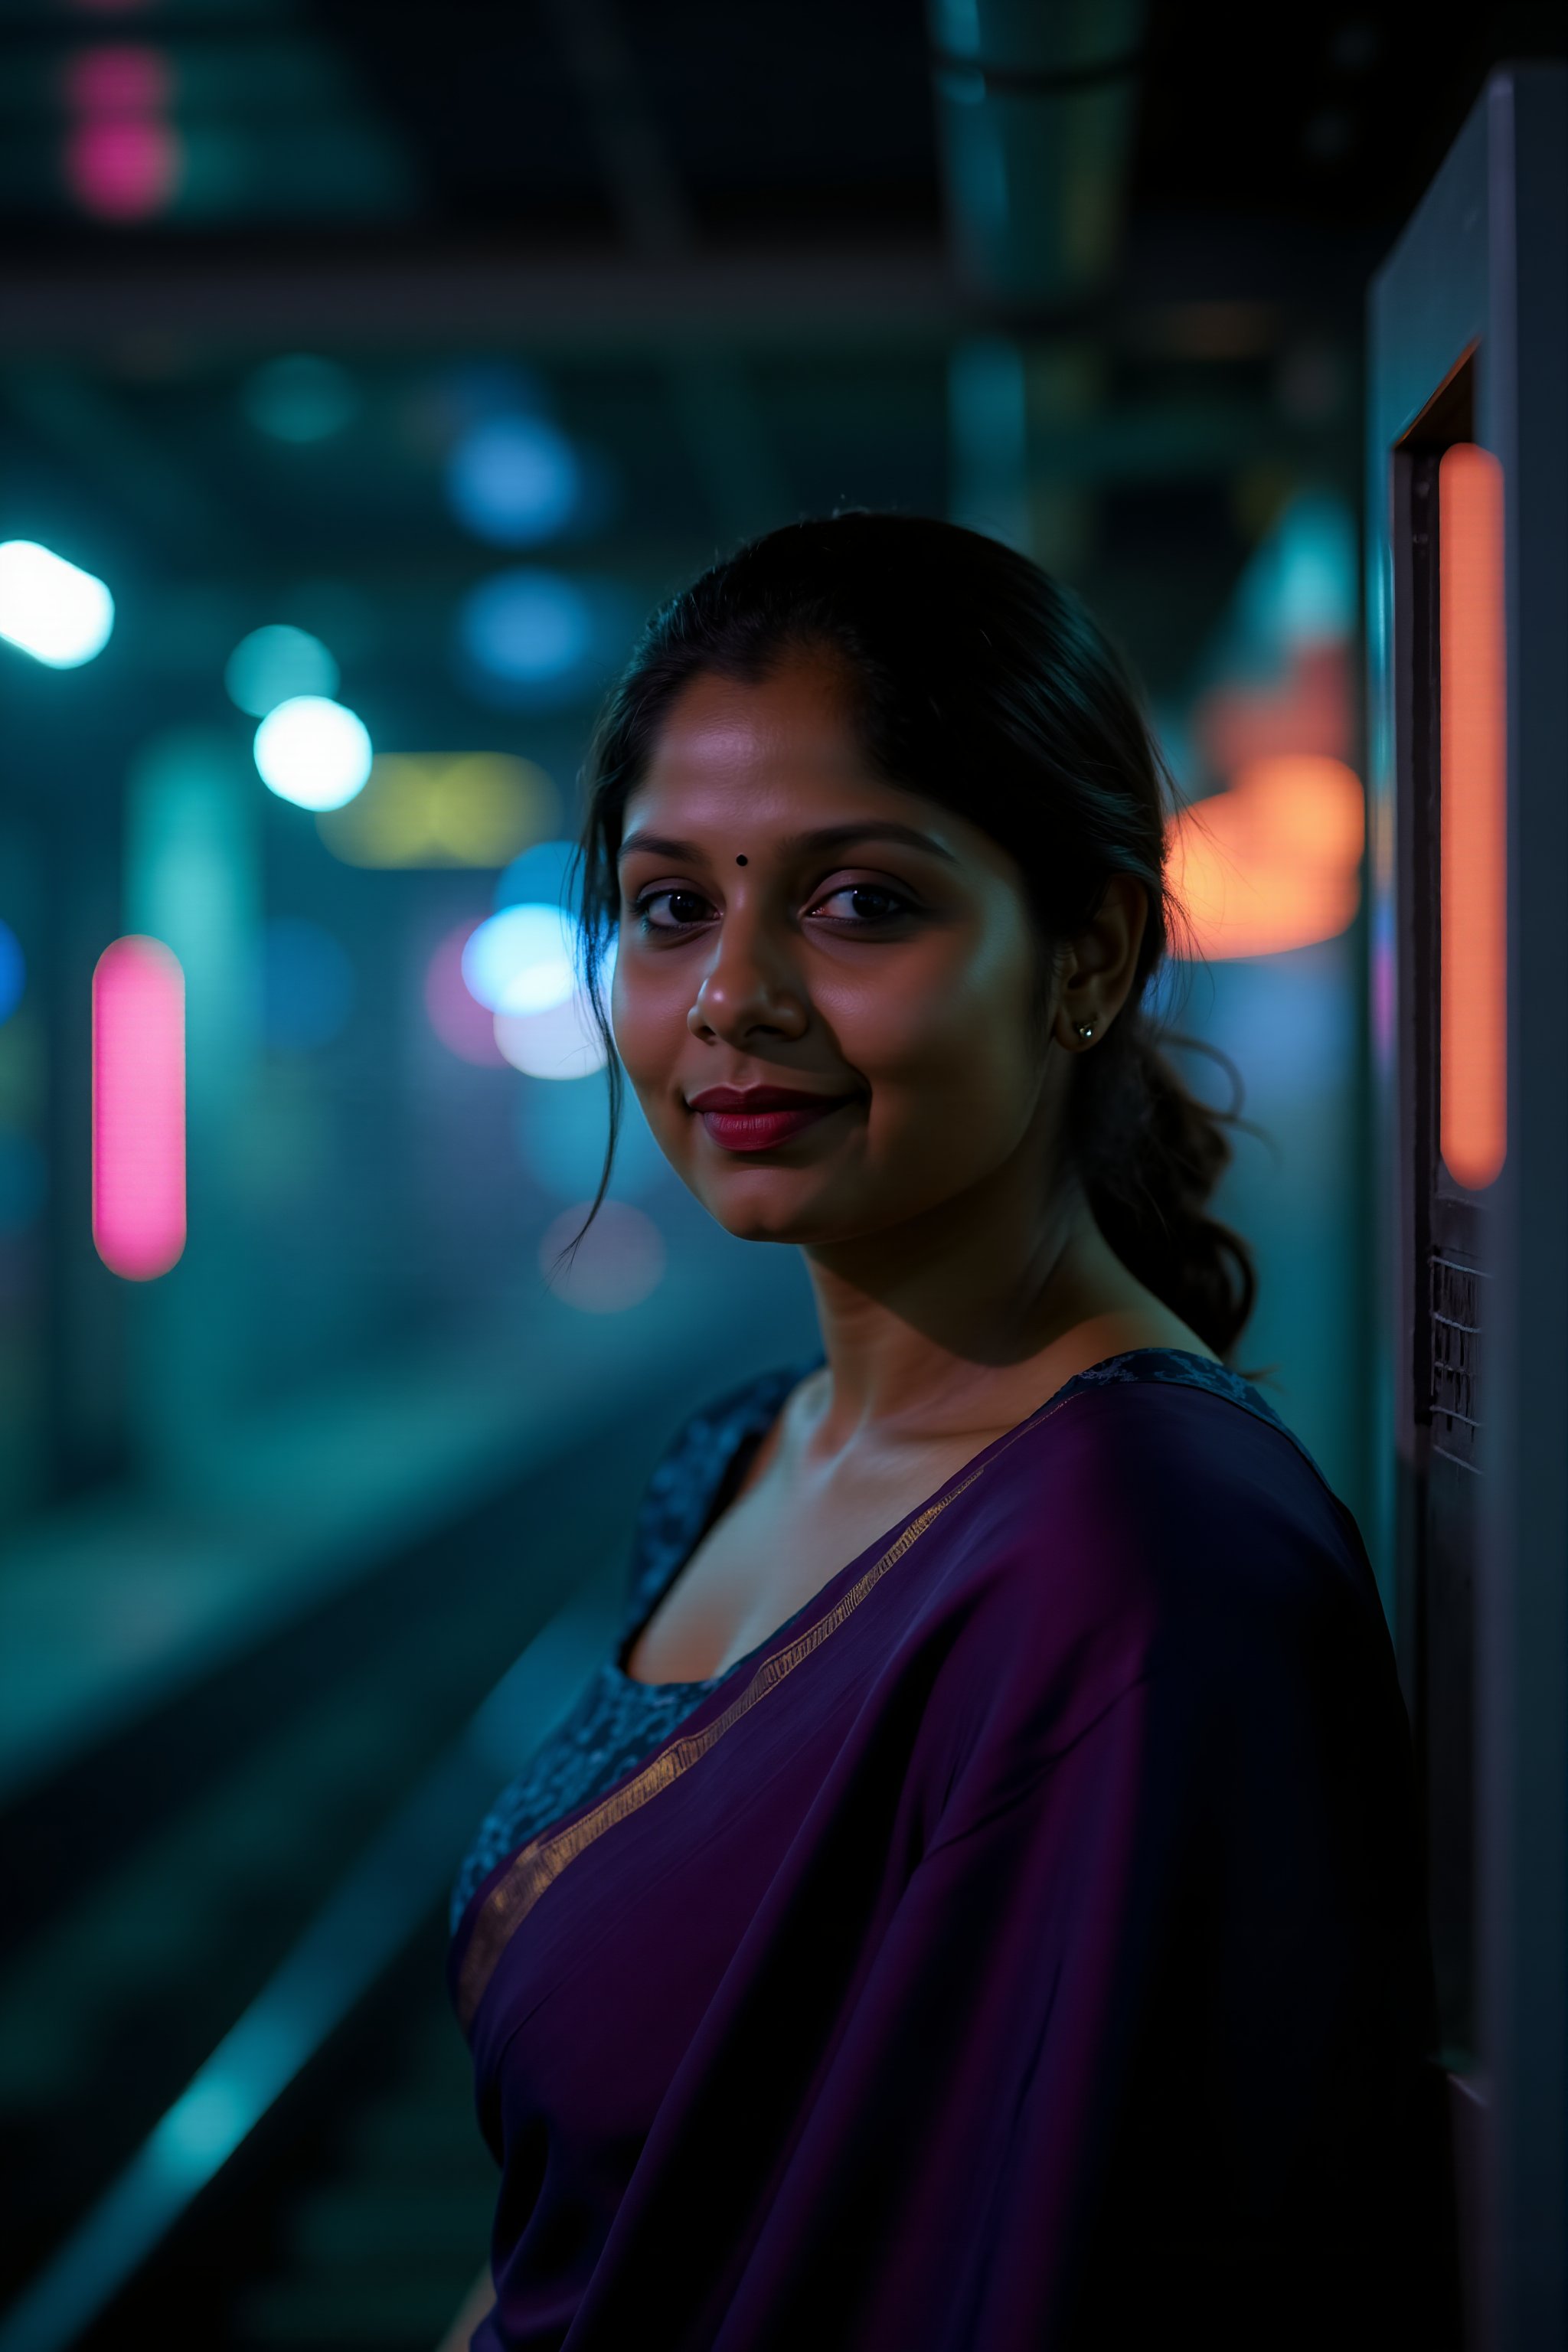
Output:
top-left (456, 1398), bottom-right (1070, 2033)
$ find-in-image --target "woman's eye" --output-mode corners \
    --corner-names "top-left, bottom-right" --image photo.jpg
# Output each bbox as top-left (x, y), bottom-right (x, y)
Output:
top-left (636, 888), bottom-right (714, 931)
top-left (807, 884), bottom-right (914, 926)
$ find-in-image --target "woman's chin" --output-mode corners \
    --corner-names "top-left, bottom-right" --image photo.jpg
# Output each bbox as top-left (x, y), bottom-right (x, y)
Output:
top-left (694, 1168), bottom-right (857, 1249)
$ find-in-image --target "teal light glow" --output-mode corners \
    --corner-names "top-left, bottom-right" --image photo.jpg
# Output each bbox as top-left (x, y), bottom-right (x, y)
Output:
top-left (0, 541), bottom-right (114, 668)
top-left (495, 837), bottom-right (578, 914)
top-left (224, 625), bottom-right (338, 717)
top-left (242, 354), bottom-right (360, 444)
top-left (514, 1071), bottom-right (665, 1202)
top-left (0, 1129), bottom-right (45, 1236)
top-left (152, 2073), bottom-right (255, 2179)
top-left (1236, 492), bottom-right (1357, 657)
top-left (253, 696), bottom-right (372, 811)
top-left (261, 917), bottom-right (354, 1050)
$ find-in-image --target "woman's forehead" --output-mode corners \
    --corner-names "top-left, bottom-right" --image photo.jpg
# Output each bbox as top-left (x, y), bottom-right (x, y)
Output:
top-left (641, 662), bottom-right (868, 783)
top-left (627, 665), bottom-right (949, 842)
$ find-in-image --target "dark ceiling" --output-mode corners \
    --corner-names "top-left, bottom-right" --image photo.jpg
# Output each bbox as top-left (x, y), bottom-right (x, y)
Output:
top-left (0, 0), bottom-right (1561, 761)
top-left (0, 0), bottom-right (1559, 261)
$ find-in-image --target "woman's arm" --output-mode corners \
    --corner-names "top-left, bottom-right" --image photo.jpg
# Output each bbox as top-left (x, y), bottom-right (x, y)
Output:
top-left (433, 2262), bottom-right (492, 2352)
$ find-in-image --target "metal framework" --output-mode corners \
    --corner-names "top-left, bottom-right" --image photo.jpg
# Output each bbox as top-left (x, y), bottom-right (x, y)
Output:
top-left (1366, 63), bottom-right (1567, 2352)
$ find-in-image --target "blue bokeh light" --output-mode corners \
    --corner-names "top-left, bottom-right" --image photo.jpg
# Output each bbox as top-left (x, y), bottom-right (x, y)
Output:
top-left (513, 1072), bottom-right (668, 1203)
top-left (459, 570), bottom-right (590, 688)
top-left (446, 416), bottom-right (582, 547)
top-left (494, 838), bottom-right (579, 915)
top-left (0, 919), bottom-right (24, 1025)
top-left (456, 570), bottom-right (629, 711)
top-left (261, 917), bottom-right (356, 1050)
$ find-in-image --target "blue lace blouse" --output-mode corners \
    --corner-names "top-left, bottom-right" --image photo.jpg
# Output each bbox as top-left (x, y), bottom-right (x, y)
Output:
top-left (449, 1348), bottom-right (1309, 1932)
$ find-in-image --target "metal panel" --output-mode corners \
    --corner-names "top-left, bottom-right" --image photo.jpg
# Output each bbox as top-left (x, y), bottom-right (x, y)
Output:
top-left (1367, 62), bottom-right (1567, 2352)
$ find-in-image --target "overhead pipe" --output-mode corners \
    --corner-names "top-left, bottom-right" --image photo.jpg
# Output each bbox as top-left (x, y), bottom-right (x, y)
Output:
top-left (928, 0), bottom-right (1146, 313)
top-left (933, 2), bottom-right (1146, 570)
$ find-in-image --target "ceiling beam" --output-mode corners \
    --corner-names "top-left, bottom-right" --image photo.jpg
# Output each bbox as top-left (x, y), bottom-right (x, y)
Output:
top-left (0, 246), bottom-right (955, 361)
top-left (540, 0), bottom-right (793, 542)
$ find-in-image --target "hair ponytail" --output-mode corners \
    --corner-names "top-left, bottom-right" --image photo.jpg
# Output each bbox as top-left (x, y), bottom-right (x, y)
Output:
top-left (1072, 1014), bottom-right (1260, 1364)
top-left (579, 511), bottom-right (1263, 1364)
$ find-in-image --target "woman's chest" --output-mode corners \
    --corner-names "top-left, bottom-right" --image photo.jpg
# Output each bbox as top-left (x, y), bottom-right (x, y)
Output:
top-left (467, 1637), bottom-right (926, 2167)
top-left (626, 1435), bottom-right (998, 1685)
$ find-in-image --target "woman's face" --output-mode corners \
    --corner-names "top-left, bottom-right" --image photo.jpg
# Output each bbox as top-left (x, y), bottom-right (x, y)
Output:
top-left (610, 653), bottom-right (1063, 1250)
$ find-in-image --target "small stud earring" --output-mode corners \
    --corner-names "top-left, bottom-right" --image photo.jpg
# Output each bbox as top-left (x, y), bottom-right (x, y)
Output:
top-left (1074, 1021), bottom-right (1095, 1041)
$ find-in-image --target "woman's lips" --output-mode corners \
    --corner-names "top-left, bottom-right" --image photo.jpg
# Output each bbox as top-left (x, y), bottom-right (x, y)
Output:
top-left (688, 1087), bottom-right (855, 1155)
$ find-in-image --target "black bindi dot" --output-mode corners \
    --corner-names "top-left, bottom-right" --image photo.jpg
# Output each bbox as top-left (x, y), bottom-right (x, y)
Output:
top-left (735, 854), bottom-right (748, 866)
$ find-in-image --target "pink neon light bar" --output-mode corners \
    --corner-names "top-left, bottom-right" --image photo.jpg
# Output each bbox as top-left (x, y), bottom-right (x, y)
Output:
top-left (93, 935), bottom-right (186, 1280)
top-left (64, 118), bottom-right (181, 222)
top-left (62, 44), bottom-right (174, 115)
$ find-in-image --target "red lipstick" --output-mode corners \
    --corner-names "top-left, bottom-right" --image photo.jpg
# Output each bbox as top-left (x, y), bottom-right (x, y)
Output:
top-left (687, 1084), bottom-right (855, 1154)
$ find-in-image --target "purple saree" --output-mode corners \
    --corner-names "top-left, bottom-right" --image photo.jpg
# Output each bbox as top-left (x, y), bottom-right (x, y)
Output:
top-left (450, 1356), bottom-right (1449, 2350)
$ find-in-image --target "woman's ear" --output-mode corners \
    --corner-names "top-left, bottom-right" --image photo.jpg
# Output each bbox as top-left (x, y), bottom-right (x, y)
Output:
top-left (1062, 879), bottom-right (1147, 1054)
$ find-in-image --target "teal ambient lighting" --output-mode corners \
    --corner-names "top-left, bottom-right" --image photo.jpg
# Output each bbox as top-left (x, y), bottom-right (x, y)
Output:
top-left (494, 837), bottom-right (578, 913)
top-left (242, 354), bottom-right (361, 444)
top-left (0, 1603), bottom-right (611, 2352)
top-left (261, 917), bottom-right (355, 1050)
top-left (224, 624), bottom-right (339, 717)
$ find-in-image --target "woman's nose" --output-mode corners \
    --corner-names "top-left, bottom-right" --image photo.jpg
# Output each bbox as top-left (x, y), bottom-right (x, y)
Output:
top-left (687, 920), bottom-right (809, 1045)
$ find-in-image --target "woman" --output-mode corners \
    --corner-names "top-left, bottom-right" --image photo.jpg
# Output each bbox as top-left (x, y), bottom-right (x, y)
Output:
top-left (446, 514), bottom-right (1450, 2350)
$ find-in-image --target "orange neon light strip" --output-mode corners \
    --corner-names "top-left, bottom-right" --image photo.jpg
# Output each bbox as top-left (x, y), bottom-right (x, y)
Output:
top-left (1165, 754), bottom-right (1364, 961)
top-left (1438, 443), bottom-right (1508, 1190)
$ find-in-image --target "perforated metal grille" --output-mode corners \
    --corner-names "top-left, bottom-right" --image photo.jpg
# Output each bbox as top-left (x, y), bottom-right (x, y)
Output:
top-left (1429, 1252), bottom-right (1485, 1469)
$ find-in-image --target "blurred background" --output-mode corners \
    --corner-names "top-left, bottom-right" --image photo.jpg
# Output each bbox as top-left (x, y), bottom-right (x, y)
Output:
top-left (0, 3), bottom-right (1561, 2346)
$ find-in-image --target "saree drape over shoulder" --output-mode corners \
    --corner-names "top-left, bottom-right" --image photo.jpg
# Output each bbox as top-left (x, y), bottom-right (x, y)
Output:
top-left (449, 1354), bottom-right (1450, 2352)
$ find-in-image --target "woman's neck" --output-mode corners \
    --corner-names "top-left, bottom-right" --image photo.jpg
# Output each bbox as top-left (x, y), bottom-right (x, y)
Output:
top-left (799, 1152), bottom-right (1172, 1450)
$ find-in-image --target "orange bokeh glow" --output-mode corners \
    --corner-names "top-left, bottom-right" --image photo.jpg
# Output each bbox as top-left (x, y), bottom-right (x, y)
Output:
top-left (1166, 754), bottom-right (1365, 960)
top-left (1438, 443), bottom-right (1508, 1190)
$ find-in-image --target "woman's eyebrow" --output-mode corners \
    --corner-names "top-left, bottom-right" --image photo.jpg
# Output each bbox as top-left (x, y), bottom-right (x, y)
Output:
top-left (617, 821), bottom-right (957, 866)
top-left (789, 822), bottom-right (957, 864)
top-left (618, 830), bottom-right (702, 865)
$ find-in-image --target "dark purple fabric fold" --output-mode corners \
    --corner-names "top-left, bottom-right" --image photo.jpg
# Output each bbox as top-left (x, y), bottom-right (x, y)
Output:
top-left (452, 1377), bottom-right (1453, 2351)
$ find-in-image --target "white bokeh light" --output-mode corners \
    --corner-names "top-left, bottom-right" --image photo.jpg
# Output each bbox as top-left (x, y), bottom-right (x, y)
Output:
top-left (0, 540), bottom-right (115, 668)
top-left (253, 695), bottom-right (372, 811)
top-left (461, 903), bottom-right (579, 1015)
top-left (494, 987), bottom-right (609, 1081)
top-left (539, 1199), bottom-right (665, 1314)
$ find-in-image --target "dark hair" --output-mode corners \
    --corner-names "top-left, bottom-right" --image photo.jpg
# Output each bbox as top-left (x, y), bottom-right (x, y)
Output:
top-left (577, 511), bottom-right (1259, 1364)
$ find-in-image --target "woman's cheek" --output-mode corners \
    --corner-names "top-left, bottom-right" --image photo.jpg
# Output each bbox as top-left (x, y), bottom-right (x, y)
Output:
top-left (609, 973), bottom-right (675, 1129)
top-left (836, 961), bottom-right (1004, 1091)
